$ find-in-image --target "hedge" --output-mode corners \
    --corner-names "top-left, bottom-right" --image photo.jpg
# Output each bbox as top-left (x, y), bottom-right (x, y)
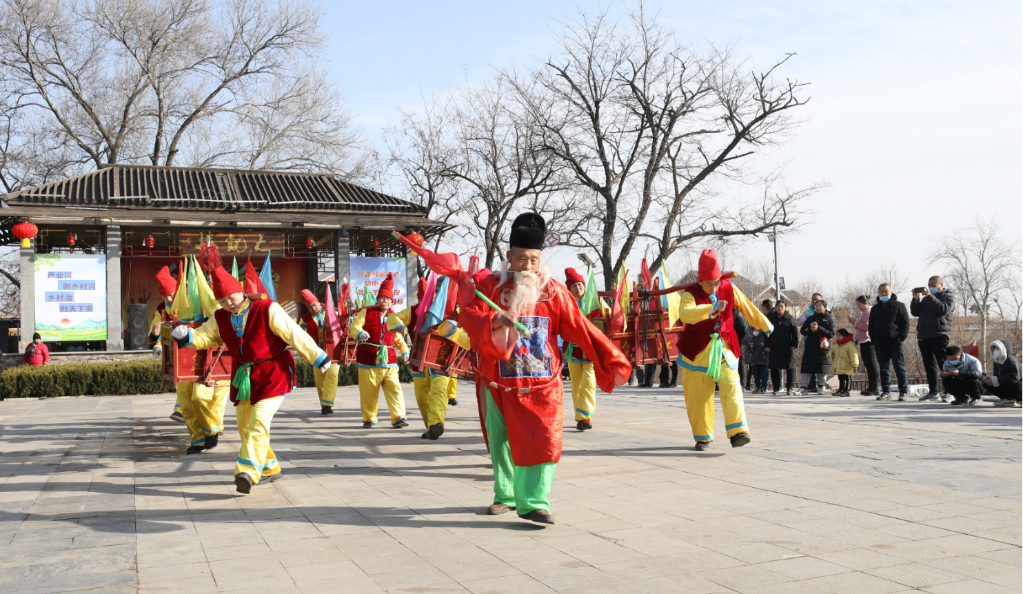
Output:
top-left (1, 356), bottom-right (413, 399)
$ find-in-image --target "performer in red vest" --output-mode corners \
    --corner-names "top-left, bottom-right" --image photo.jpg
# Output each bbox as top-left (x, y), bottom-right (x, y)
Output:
top-left (562, 267), bottom-right (609, 431)
top-left (300, 289), bottom-right (339, 415)
top-left (349, 273), bottom-right (410, 428)
top-left (149, 266), bottom-right (186, 423)
top-left (172, 267), bottom-right (332, 494)
top-left (461, 212), bottom-right (631, 524)
top-left (676, 249), bottom-right (773, 451)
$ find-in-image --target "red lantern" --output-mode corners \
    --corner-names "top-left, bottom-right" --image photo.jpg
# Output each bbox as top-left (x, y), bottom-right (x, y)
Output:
top-left (372, 237), bottom-right (381, 256)
top-left (144, 235), bottom-right (155, 248)
top-left (408, 232), bottom-right (425, 247)
top-left (305, 237), bottom-right (315, 250)
top-left (12, 221), bottom-right (38, 248)
top-left (67, 233), bottom-right (76, 254)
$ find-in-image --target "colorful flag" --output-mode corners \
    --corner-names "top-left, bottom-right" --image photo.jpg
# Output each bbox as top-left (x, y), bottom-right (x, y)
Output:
top-left (323, 280), bottom-right (341, 345)
top-left (421, 276), bottom-right (450, 330)
top-left (170, 259), bottom-right (195, 321)
top-left (243, 258), bottom-right (266, 295)
top-left (415, 273), bottom-right (438, 334)
top-left (363, 284), bottom-right (376, 307)
top-left (231, 257), bottom-right (239, 280)
top-left (616, 266), bottom-right (630, 330)
top-left (641, 258), bottom-right (652, 290)
top-left (259, 251), bottom-right (277, 302)
top-left (610, 270), bottom-right (628, 334)
top-left (580, 265), bottom-right (600, 317)
top-left (656, 263), bottom-right (681, 325)
top-left (391, 231), bottom-right (475, 309)
top-left (191, 256), bottom-right (221, 317)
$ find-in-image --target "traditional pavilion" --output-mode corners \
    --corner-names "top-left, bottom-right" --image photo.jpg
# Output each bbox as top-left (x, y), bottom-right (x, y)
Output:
top-left (2, 164), bottom-right (448, 352)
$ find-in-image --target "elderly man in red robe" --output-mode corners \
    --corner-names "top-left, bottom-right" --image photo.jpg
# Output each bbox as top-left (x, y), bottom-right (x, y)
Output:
top-left (461, 213), bottom-right (631, 525)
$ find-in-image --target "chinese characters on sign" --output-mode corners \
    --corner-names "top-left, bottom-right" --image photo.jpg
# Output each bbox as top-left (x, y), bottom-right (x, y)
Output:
top-left (350, 257), bottom-right (409, 311)
top-left (34, 254), bottom-right (107, 341)
top-left (178, 232), bottom-right (284, 257)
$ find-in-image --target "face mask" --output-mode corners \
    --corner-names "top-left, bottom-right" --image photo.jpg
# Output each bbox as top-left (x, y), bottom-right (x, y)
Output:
top-left (879, 295), bottom-right (890, 302)
top-left (949, 358), bottom-right (962, 366)
top-left (929, 287), bottom-right (939, 295)
top-left (752, 330), bottom-right (760, 336)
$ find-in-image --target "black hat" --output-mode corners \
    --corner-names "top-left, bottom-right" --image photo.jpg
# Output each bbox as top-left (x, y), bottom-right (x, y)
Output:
top-left (32, 332), bottom-right (41, 340)
top-left (509, 212), bottom-right (546, 250)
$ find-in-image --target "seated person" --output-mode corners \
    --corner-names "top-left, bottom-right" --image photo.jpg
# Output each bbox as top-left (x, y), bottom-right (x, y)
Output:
top-left (984, 340), bottom-right (1021, 408)
top-left (941, 345), bottom-right (984, 405)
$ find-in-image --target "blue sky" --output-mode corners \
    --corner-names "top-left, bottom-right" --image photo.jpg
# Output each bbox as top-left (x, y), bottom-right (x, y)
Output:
top-left (320, 0), bottom-right (1022, 298)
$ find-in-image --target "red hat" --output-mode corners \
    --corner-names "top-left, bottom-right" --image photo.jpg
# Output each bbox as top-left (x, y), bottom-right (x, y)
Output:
top-left (417, 278), bottom-right (427, 301)
top-left (565, 267), bottom-right (585, 287)
top-left (698, 249), bottom-right (722, 281)
top-left (211, 267), bottom-right (243, 300)
top-left (300, 289), bottom-right (317, 307)
top-left (155, 266), bottom-right (177, 296)
top-left (377, 273), bottom-right (394, 300)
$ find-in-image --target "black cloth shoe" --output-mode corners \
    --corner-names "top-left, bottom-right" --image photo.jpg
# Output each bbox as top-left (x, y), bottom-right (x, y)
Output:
top-left (487, 503), bottom-right (514, 515)
top-left (362, 421), bottom-right (376, 428)
top-left (449, 398), bottom-right (458, 406)
top-left (186, 444), bottom-right (205, 455)
top-left (730, 433), bottom-right (751, 448)
top-left (519, 509), bottom-right (556, 525)
top-left (234, 474), bottom-right (252, 494)
top-left (427, 423), bottom-right (444, 440)
top-left (259, 474), bottom-right (281, 485)
top-left (203, 433), bottom-right (219, 451)
top-left (576, 421), bottom-right (592, 431)
top-left (695, 441), bottom-right (711, 451)
top-left (169, 411), bottom-right (185, 424)
top-left (321, 406), bottom-right (333, 415)
top-left (392, 418), bottom-right (409, 428)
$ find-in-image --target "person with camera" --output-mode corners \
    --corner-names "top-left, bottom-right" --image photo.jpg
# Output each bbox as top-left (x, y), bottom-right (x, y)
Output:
top-left (910, 276), bottom-right (955, 402)
top-left (799, 299), bottom-right (835, 394)
top-left (869, 283), bottom-right (910, 400)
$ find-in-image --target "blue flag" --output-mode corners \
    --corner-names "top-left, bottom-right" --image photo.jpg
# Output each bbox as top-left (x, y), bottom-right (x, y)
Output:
top-left (259, 251), bottom-right (277, 302)
top-left (421, 276), bottom-right (449, 330)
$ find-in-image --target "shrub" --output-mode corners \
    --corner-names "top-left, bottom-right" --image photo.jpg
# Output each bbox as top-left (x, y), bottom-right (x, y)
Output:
top-left (0, 359), bottom-right (170, 399)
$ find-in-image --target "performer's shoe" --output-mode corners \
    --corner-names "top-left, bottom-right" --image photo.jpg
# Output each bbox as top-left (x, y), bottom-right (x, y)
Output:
top-left (694, 441), bottom-right (711, 451)
top-left (185, 445), bottom-right (205, 454)
top-left (487, 503), bottom-right (514, 515)
top-left (203, 433), bottom-right (219, 451)
top-left (519, 509), bottom-right (555, 525)
top-left (234, 473), bottom-right (253, 494)
top-left (392, 418), bottom-right (409, 428)
top-left (169, 411), bottom-right (186, 424)
top-left (421, 431), bottom-right (430, 439)
top-left (427, 423), bottom-right (444, 440)
top-left (730, 433), bottom-right (751, 448)
top-left (449, 398), bottom-right (458, 406)
top-left (576, 421), bottom-right (592, 431)
top-left (321, 406), bottom-right (333, 415)
top-left (362, 421), bottom-right (376, 428)
top-left (258, 474), bottom-right (281, 485)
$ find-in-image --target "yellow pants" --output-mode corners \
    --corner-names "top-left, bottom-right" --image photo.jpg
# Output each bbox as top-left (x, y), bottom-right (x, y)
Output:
top-left (568, 360), bottom-right (597, 422)
top-left (176, 381), bottom-right (230, 447)
top-left (680, 358), bottom-right (748, 442)
top-left (448, 378), bottom-right (457, 401)
top-left (314, 364), bottom-right (339, 407)
top-left (234, 396), bottom-right (283, 484)
top-left (413, 370), bottom-right (450, 428)
top-left (358, 367), bottom-right (406, 424)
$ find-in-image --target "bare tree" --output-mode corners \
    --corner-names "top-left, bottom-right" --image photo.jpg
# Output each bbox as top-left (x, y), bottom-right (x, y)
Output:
top-left (930, 218), bottom-right (1021, 370)
top-left (0, 246), bottom-right (19, 317)
top-left (0, 0), bottom-right (370, 183)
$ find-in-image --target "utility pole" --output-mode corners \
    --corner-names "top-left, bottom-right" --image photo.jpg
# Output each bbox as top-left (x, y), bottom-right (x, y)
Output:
top-left (771, 224), bottom-right (780, 301)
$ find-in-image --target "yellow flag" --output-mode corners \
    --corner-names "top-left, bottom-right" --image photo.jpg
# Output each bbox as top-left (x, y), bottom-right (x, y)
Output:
top-left (169, 260), bottom-right (194, 321)
top-left (192, 256), bottom-right (221, 317)
top-left (660, 262), bottom-right (681, 326)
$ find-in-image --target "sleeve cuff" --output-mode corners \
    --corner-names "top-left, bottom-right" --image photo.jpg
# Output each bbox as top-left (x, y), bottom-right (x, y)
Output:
top-left (313, 352), bottom-right (330, 368)
top-left (990, 375), bottom-right (1000, 387)
top-left (176, 329), bottom-right (194, 349)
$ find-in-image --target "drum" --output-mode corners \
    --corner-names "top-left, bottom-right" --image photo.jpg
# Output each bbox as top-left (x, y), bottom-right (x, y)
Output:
top-left (163, 321), bottom-right (233, 387)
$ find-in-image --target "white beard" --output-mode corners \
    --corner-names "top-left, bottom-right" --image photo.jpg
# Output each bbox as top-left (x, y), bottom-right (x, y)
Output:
top-left (498, 262), bottom-right (550, 315)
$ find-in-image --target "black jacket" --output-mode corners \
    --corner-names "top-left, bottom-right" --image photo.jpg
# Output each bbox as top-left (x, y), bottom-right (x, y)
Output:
top-left (800, 311), bottom-right (835, 374)
top-left (991, 340), bottom-right (1022, 389)
top-left (766, 310), bottom-right (799, 369)
top-left (734, 311), bottom-right (748, 359)
top-left (868, 296), bottom-right (910, 345)
top-left (910, 290), bottom-right (955, 339)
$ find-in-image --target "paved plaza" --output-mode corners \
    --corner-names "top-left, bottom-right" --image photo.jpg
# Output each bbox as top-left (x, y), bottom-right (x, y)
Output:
top-left (0, 382), bottom-right (1020, 594)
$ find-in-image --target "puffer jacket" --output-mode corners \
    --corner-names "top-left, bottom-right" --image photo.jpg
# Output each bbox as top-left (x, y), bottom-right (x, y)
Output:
top-left (766, 311), bottom-right (799, 369)
top-left (942, 352), bottom-right (983, 380)
top-left (748, 329), bottom-right (769, 366)
top-left (868, 295), bottom-right (910, 345)
top-left (988, 340), bottom-right (1021, 389)
top-left (24, 341), bottom-right (50, 366)
top-left (853, 307), bottom-right (871, 343)
top-left (800, 311), bottom-right (835, 374)
top-left (831, 338), bottom-right (860, 375)
top-left (911, 290), bottom-right (955, 339)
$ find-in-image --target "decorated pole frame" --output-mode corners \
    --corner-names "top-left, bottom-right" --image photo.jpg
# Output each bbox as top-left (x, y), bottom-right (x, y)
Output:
top-left (161, 319), bottom-right (233, 388)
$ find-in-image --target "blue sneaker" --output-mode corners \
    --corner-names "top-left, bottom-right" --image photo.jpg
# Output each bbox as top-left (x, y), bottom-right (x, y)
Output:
top-left (919, 393), bottom-right (940, 402)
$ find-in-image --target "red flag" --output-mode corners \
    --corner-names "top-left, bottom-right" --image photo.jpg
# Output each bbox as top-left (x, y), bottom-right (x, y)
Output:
top-left (610, 272), bottom-right (628, 334)
top-left (392, 230), bottom-right (476, 309)
top-left (641, 258), bottom-right (652, 290)
top-left (244, 258), bottom-right (266, 295)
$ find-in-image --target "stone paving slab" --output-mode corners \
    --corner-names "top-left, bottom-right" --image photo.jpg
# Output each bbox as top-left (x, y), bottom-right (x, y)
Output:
top-left (0, 382), bottom-right (1019, 593)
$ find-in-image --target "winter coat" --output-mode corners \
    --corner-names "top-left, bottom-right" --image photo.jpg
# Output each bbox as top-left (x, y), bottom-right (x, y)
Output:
top-left (942, 352), bottom-right (983, 380)
top-left (800, 311), bottom-right (835, 374)
top-left (989, 340), bottom-right (1022, 389)
top-left (853, 307), bottom-right (871, 343)
top-left (766, 310), bottom-right (799, 369)
top-left (868, 295), bottom-right (910, 345)
top-left (734, 310), bottom-right (749, 360)
top-left (748, 329), bottom-right (769, 366)
top-left (831, 339), bottom-right (860, 375)
top-left (23, 341), bottom-right (49, 366)
top-left (910, 290), bottom-right (955, 339)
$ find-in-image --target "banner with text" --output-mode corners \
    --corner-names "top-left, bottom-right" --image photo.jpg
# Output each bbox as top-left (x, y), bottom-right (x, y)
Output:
top-left (350, 257), bottom-right (408, 311)
top-left (34, 253), bottom-right (107, 341)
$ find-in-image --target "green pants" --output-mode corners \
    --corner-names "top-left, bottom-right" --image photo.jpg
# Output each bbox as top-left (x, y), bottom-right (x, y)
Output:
top-left (484, 388), bottom-right (556, 514)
